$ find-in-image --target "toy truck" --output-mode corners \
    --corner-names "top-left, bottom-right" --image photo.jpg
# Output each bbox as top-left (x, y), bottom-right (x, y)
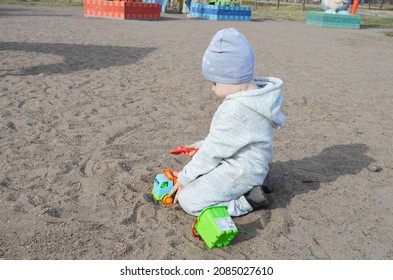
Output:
top-left (152, 169), bottom-right (177, 205)
top-left (152, 146), bottom-right (198, 205)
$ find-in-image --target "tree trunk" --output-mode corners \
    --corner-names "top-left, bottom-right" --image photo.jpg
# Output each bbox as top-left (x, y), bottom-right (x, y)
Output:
top-left (380, 0), bottom-right (385, 10)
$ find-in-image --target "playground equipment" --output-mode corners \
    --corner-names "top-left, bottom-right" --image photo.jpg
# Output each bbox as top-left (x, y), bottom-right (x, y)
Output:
top-left (350, 0), bottom-right (360, 15)
top-left (320, 0), bottom-right (360, 15)
top-left (190, 0), bottom-right (251, 20)
top-left (306, 0), bottom-right (361, 28)
top-left (207, 0), bottom-right (239, 5)
top-left (321, 0), bottom-right (351, 14)
top-left (84, 0), bottom-right (161, 19)
top-left (192, 205), bottom-right (238, 249)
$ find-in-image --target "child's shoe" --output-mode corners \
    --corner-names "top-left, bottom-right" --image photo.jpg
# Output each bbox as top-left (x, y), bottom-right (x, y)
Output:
top-left (244, 175), bottom-right (270, 209)
top-left (244, 185), bottom-right (269, 209)
top-left (261, 175), bottom-right (272, 194)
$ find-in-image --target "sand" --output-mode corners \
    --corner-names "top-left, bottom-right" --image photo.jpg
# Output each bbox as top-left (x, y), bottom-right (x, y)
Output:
top-left (1, 4), bottom-right (393, 260)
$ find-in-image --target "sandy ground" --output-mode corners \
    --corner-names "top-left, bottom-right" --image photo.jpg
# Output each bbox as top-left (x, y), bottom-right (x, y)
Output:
top-left (1, 4), bottom-right (393, 260)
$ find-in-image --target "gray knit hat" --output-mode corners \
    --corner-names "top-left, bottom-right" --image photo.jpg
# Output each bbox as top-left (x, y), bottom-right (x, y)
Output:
top-left (202, 28), bottom-right (254, 84)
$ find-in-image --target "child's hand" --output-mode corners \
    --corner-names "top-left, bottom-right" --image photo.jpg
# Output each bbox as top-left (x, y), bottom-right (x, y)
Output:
top-left (169, 145), bottom-right (199, 156)
top-left (184, 144), bottom-right (198, 156)
top-left (168, 171), bottom-right (184, 204)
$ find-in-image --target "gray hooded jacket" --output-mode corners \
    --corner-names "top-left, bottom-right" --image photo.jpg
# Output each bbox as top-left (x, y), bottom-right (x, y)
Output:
top-left (178, 77), bottom-right (285, 195)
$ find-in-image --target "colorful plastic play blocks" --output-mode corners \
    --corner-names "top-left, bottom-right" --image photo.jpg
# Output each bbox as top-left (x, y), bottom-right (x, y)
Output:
top-left (84, 0), bottom-right (161, 19)
top-left (306, 11), bottom-right (361, 29)
top-left (190, 4), bottom-right (251, 20)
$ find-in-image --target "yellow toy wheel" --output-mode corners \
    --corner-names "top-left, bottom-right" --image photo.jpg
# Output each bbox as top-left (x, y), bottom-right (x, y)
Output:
top-left (162, 194), bottom-right (174, 205)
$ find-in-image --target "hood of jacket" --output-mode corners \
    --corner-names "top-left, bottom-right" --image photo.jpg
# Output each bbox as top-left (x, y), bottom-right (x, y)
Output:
top-left (225, 77), bottom-right (286, 129)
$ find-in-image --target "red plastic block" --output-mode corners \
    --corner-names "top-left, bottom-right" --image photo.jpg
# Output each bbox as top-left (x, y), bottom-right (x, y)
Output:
top-left (84, 0), bottom-right (160, 19)
top-left (114, 0), bottom-right (142, 2)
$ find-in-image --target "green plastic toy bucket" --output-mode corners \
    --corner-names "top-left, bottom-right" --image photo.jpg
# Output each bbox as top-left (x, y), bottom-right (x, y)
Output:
top-left (192, 205), bottom-right (238, 249)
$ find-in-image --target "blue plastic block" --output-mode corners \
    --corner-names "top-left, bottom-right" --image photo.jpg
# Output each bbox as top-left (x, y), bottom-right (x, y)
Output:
top-left (190, 4), bottom-right (251, 20)
top-left (306, 11), bottom-right (361, 29)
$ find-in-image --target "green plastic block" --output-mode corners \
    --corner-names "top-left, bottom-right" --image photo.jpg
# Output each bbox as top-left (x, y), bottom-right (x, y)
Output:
top-left (195, 205), bottom-right (238, 249)
top-left (215, 0), bottom-right (239, 6)
top-left (306, 11), bottom-right (361, 29)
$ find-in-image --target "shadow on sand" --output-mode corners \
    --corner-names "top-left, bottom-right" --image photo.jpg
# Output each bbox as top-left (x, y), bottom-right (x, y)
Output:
top-left (235, 143), bottom-right (374, 242)
top-left (0, 42), bottom-right (156, 76)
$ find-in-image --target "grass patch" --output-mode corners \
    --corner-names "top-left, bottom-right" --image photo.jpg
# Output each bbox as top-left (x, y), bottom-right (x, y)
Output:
top-left (249, 2), bottom-right (319, 22)
top-left (247, 2), bottom-right (393, 28)
top-left (0, 0), bottom-right (83, 6)
top-left (358, 11), bottom-right (393, 27)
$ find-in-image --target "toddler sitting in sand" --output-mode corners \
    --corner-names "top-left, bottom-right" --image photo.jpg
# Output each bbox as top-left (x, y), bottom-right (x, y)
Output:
top-left (168, 28), bottom-right (285, 217)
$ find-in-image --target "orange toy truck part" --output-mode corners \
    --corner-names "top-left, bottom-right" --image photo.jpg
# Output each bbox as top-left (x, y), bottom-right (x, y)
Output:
top-left (162, 194), bottom-right (174, 205)
top-left (162, 169), bottom-right (177, 185)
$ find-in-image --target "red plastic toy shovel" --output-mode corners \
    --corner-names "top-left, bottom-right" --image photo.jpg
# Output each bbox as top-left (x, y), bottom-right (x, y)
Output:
top-left (169, 145), bottom-right (199, 155)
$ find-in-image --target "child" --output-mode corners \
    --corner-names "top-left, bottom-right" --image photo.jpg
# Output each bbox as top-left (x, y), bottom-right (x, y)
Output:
top-left (168, 28), bottom-right (285, 217)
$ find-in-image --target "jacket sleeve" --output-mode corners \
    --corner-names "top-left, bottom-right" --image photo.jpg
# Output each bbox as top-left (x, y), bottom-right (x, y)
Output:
top-left (194, 140), bottom-right (205, 149)
top-left (178, 104), bottom-right (251, 186)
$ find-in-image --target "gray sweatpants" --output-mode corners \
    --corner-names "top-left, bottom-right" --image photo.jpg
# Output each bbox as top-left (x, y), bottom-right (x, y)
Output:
top-left (177, 171), bottom-right (254, 217)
